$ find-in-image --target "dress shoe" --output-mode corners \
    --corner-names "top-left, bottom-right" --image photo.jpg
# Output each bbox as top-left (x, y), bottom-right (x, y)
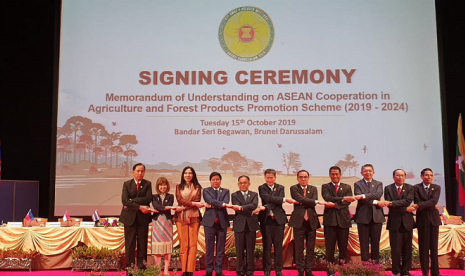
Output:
top-left (203, 273), bottom-right (212, 276)
top-left (305, 271), bottom-right (315, 276)
top-left (264, 271), bottom-right (271, 276)
top-left (216, 272), bottom-right (225, 276)
top-left (298, 271), bottom-right (305, 276)
top-left (276, 271), bottom-right (283, 276)
top-left (401, 273), bottom-right (413, 276)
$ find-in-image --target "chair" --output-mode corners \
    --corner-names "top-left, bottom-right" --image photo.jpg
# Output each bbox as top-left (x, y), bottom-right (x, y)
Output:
top-left (58, 217), bottom-right (83, 227)
top-left (23, 217), bottom-right (48, 227)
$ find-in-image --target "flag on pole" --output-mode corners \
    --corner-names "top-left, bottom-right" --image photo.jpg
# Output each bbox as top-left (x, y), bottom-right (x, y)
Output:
top-left (63, 210), bottom-right (70, 222)
top-left (456, 114), bottom-right (465, 206)
top-left (25, 209), bottom-right (35, 221)
top-left (442, 206), bottom-right (451, 219)
top-left (92, 209), bottom-right (100, 222)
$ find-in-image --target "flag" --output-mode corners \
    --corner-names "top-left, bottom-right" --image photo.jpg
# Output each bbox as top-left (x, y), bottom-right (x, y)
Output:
top-left (92, 209), bottom-right (100, 222)
top-left (442, 206), bottom-right (451, 219)
top-left (63, 210), bottom-right (70, 222)
top-left (25, 209), bottom-right (35, 221)
top-left (456, 114), bottom-right (465, 206)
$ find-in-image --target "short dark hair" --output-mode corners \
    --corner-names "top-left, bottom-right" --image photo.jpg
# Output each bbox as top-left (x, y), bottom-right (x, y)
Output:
top-left (155, 177), bottom-right (170, 194)
top-left (210, 172), bottom-right (222, 181)
top-left (296, 170), bottom-right (309, 177)
top-left (329, 166), bottom-right (341, 174)
top-left (264, 169), bottom-right (276, 176)
top-left (238, 175), bottom-right (250, 182)
top-left (133, 163), bottom-right (145, 171)
top-left (361, 164), bottom-right (374, 172)
top-left (421, 168), bottom-right (433, 176)
top-left (392, 169), bottom-right (406, 177)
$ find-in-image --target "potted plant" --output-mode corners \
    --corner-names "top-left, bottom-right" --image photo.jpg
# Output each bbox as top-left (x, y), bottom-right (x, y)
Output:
top-left (379, 248), bottom-right (392, 269)
top-left (226, 247), bottom-right (237, 271)
top-left (329, 260), bottom-right (388, 276)
top-left (253, 245), bottom-right (263, 270)
top-left (411, 248), bottom-right (421, 269)
top-left (0, 248), bottom-right (38, 272)
top-left (71, 245), bottom-right (122, 271)
top-left (169, 247), bottom-right (181, 270)
top-left (126, 262), bottom-right (163, 276)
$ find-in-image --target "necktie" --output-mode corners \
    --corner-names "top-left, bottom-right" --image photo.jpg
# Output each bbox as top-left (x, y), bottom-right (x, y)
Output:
top-left (367, 181), bottom-right (371, 188)
top-left (425, 187), bottom-right (429, 194)
top-left (214, 189), bottom-right (219, 199)
top-left (335, 184), bottom-right (339, 194)
top-left (303, 187), bottom-right (308, 221)
top-left (397, 187), bottom-right (401, 197)
top-left (243, 192), bottom-right (247, 202)
top-left (136, 182), bottom-right (140, 190)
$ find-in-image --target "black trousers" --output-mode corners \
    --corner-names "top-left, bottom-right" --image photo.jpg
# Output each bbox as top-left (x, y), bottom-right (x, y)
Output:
top-left (124, 219), bottom-right (149, 269)
top-left (418, 224), bottom-right (440, 276)
top-left (324, 225), bottom-right (349, 266)
top-left (261, 218), bottom-right (284, 272)
top-left (235, 222), bottom-right (257, 275)
top-left (293, 222), bottom-right (316, 272)
top-left (357, 221), bottom-right (382, 262)
top-left (204, 222), bottom-right (227, 274)
top-left (389, 224), bottom-right (413, 275)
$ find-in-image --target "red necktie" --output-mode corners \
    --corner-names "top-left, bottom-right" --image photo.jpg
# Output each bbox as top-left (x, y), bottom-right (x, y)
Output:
top-left (397, 187), bottom-right (401, 197)
top-left (335, 184), bottom-right (339, 194)
top-left (303, 187), bottom-right (308, 221)
top-left (136, 182), bottom-right (140, 190)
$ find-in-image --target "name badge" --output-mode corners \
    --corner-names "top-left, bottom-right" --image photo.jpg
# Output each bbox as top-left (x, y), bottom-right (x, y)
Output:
top-left (80, 221), bottom-right (95, 227)
top-left (46, 222), bottom-right (61, 228)
top-left (7, 222), bottom-right (22, 228)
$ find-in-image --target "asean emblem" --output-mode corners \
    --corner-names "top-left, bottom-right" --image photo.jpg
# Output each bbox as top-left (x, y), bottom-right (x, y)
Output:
top-left (219, 6), bottom-right (274, 62)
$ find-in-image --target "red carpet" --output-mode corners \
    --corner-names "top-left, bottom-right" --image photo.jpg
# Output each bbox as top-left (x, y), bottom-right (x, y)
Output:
top-left (0, 269), bottom-right (461, 275)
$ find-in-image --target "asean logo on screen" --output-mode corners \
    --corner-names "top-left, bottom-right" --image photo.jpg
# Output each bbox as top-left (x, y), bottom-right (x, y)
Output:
top-left (219, 6), bottom-right (274, 62)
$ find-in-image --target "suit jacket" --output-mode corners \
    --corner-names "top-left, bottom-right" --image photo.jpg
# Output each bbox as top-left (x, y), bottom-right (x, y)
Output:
top-left (258, 183), bottom-right (288, 225)
top-left (202, 187), bottom-right (230, 229)
top-left (231, 190), bottom-right (260, 232)
top-left (119, 179), bottom-right (153, 226)
top-left (384, 183), bottom-right (415, 231)
top-left (152, 193), bottom-right (174, 221)
top-left (414, 183), bottom-right (441, 227)
top-left (354, 179), bottom-right (385, 224)
top-left (321, 182), bottom-right (352, 228)
top-left (288, 184), bottom-right (321, 230)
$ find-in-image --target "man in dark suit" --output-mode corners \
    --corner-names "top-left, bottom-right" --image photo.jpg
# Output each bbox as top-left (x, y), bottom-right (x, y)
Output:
top-left (321, 166), bottom-right (354, 276)
top-left (202, 172), bottom-right (230, 276)
top-left (258, 169), bottom-right (293, 276)
top-left (229, 175), bottom-right (260, 276)
top-left (119, 163), bottom-right (153, 270)
top-left (384, 169), bottom-right (415, 276)
top-left (289, 170), bottom-right (322, 276)
top-left (413, 168), bottom-right (442, 276)
top-left (353, 164), bottom-right (385, 262)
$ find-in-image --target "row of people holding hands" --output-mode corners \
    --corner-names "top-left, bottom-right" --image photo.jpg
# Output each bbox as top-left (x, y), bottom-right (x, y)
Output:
top-left (120, 163), bottom-right (441, 276)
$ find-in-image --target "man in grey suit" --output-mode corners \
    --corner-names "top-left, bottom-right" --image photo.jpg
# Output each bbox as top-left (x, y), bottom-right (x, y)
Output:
top-left (289, 170), bottom-right (322, 276)
top-left (202, 172), bottom-right (230, 276)
top-left (413, 168), bottom-right (443, 276)
top-left (321, 166), bottom-right (354, 275)
top-left (229, 175), bottom-right (260, 276)
top-left (353, 164), bottom-right (385, 262)
top-left (384, 169), bottom-right (415, 276)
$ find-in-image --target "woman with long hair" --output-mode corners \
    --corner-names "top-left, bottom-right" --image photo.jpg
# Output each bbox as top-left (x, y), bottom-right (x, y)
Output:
top-left (173, 166), bottom-right (204, 276)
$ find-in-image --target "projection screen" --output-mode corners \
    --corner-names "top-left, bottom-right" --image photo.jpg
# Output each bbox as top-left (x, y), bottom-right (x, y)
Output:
top-left (56, 0), bottom-right (444, 216)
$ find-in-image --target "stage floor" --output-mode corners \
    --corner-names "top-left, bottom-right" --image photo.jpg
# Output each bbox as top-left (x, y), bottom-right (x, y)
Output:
top-left (0, 269), bottom-right (461, 275)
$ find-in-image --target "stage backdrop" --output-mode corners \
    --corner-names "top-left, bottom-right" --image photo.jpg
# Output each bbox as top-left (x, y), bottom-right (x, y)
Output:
top-left (55, 0), bottom-right (444, 216)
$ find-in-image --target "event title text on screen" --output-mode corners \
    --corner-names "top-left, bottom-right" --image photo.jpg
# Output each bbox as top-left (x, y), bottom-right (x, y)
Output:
top-left (139, 69), bottom-right (356, 85)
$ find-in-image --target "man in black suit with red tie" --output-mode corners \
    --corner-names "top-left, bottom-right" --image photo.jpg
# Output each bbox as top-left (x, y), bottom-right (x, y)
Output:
top-left (119, 163), bottom-right (153, 270)
top-left (202, 172), bottom-right (230, 276)
top-left (258, 169), bottom-right (293, 276)
top-left (289, 170), bottom-right (322, 276)
top-left (321, 166), bottom-right (354, 276)
top-left (384, 169), bottom-right (415, 276)
top-left (413, 168), bottom-right (443, 276)
top-left (353, 164), bottom-right (385, 262)
top-left (229, 175), bottom-right (260, 276)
